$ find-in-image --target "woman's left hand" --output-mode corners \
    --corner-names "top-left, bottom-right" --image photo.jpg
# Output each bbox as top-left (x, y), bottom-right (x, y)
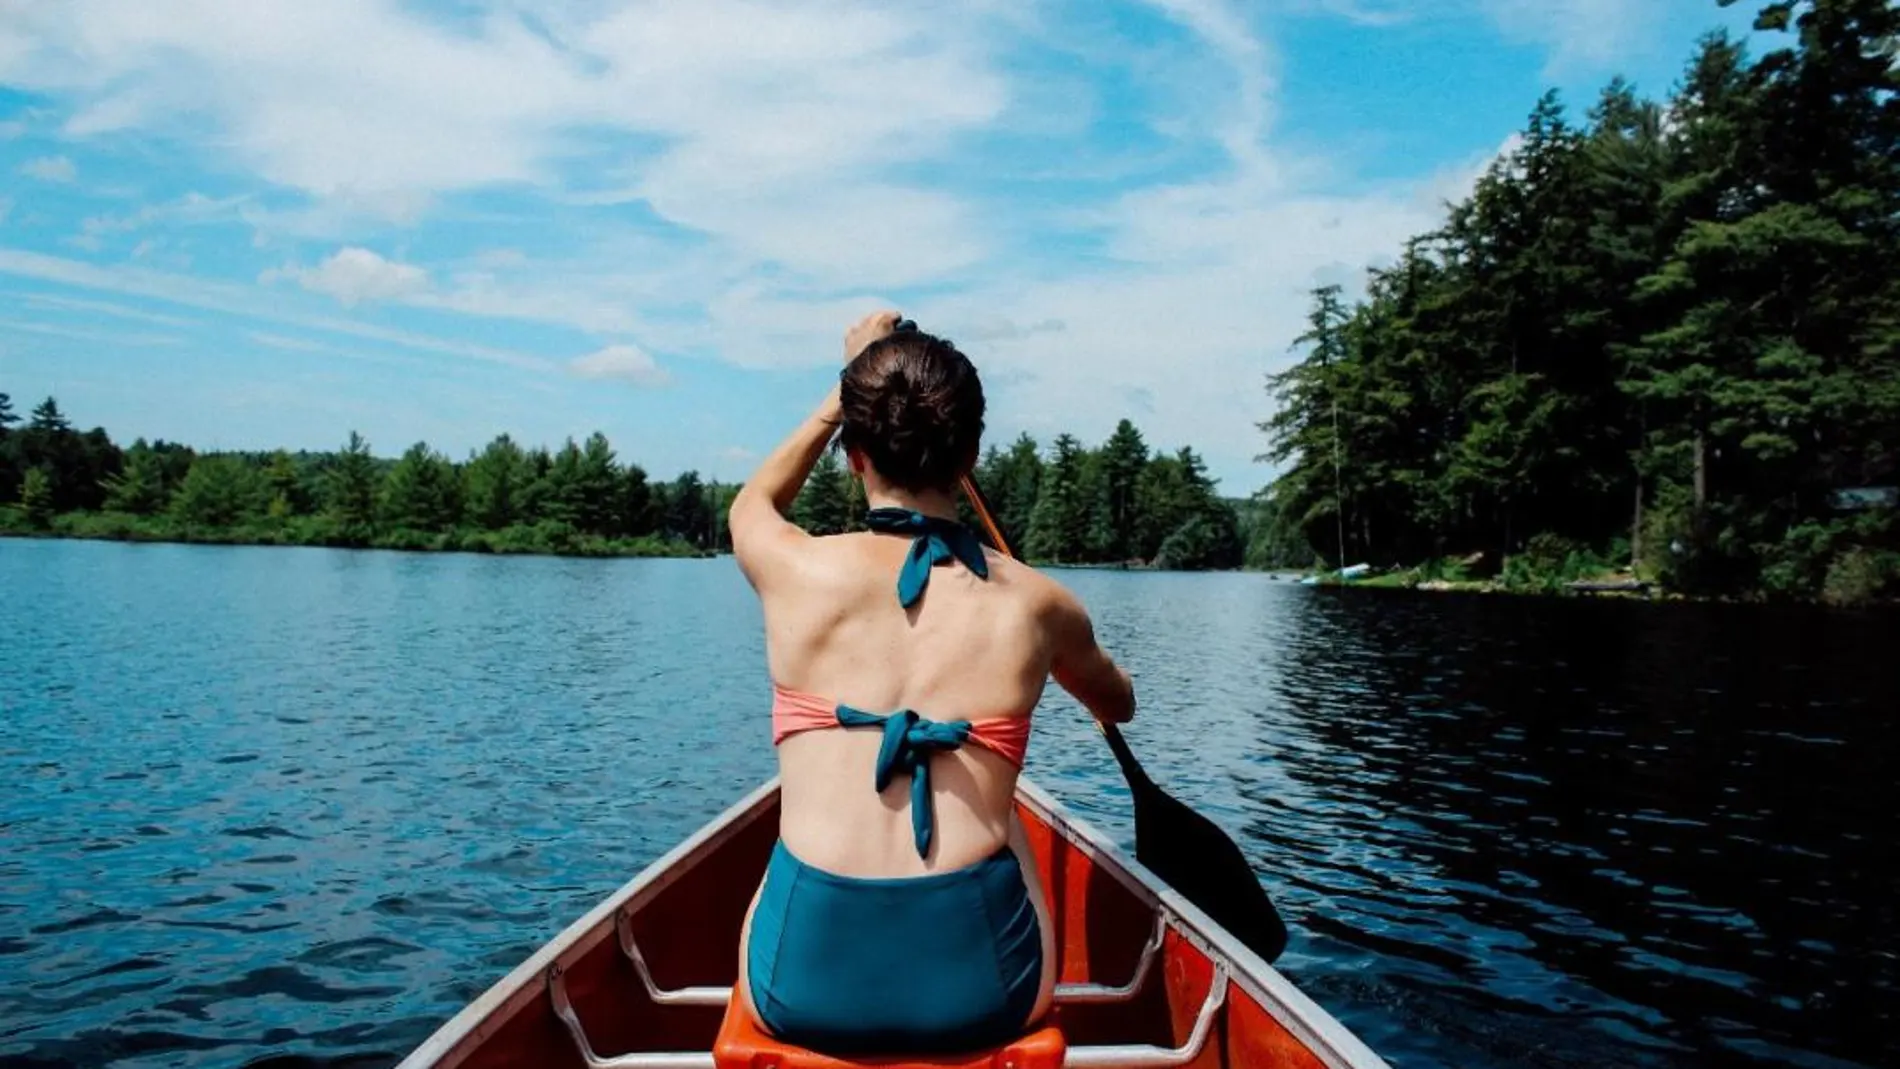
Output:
top-left (843, 310), bottom-right (902, 365)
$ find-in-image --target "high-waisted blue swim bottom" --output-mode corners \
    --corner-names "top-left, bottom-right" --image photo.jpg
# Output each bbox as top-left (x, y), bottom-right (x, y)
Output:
top-left (746, 839), bottom-right (1044, 1055)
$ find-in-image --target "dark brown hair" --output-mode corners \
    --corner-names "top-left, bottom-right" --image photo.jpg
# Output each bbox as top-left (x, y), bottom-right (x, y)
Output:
top-left (838, 327), bottom-right (985, 493)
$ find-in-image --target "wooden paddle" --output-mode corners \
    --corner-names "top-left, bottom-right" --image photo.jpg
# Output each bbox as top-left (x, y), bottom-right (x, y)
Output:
top-left (958, 472), bottom-right (1291, 965)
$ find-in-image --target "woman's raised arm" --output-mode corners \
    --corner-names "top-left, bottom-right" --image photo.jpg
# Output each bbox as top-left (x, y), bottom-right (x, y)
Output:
top-left (728, 310), bottom-right (902, 590)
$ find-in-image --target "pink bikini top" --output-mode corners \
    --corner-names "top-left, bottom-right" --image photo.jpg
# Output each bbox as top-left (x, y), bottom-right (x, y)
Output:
top-left (771, 683), bottom-right (1033, 768)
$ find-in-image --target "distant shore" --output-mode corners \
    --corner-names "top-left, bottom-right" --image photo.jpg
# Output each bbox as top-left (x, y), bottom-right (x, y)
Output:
top-left (0, 509), bottom-right (711, 560)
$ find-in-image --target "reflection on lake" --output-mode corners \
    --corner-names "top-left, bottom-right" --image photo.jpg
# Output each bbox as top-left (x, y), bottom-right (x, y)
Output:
top-left (1, 539), bottom-right (1892, 1068)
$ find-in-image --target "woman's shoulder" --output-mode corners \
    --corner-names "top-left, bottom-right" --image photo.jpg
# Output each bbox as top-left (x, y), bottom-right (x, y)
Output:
top-left (979, 553), bottom-right (1082, 617)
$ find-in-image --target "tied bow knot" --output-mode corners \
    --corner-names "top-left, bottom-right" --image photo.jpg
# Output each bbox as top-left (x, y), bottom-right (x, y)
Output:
top-left (835, 705), bottom-right (973, 857)
top-left (863, 507), bottom-right (989, 607)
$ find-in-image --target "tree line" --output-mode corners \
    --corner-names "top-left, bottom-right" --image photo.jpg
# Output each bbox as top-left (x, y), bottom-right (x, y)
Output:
top-left (2, 392), bottom-right (1252, 569)
top-left (790, 420), bottom-right (1251, 570)
top-left (0, 392), bottom-right (724, 557)
top-left (1261, 0), bottom-right (1899, 604)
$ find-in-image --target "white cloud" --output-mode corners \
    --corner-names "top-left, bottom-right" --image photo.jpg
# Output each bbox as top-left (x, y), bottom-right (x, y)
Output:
top-left (472, 247), bottom-right (527, 269)
top-left (264, 247), bottom-right (430, 306)
top-left (1479, 0), bottom-right (1659, 73)
top-left (0, 197), bottom-right (13, 225)
top-left (0, 246), bottom-right (553, 372)
top-left (1301, 0), bottom-right (1414, 26)
top-left (17, 154), bottom-right (76, 183)
top-left (247, 331), bottom-right (332, 354)
top-left (0, 0), bottom-right (1007, 277)
top-left (17, 291), bottom-right (194, 327)
top-left (0, 315), bottom-right (179, 347)
top-left (569, 344), bottom-right (670, 387)
top-left (0, 119), bottom-right (24, 139)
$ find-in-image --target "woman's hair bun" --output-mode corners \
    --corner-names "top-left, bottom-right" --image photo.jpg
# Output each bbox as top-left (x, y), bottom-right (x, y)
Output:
top-left (838, 328), bottom-right (985, 493)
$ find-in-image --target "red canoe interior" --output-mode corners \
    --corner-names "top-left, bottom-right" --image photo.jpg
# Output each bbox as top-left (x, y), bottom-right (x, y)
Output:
top-left (425, 790), bottom-right (1332, 1069)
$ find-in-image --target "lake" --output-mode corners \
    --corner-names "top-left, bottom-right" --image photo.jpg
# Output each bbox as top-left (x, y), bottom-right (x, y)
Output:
top-left (1, 539), bottom-right (1894, 1069)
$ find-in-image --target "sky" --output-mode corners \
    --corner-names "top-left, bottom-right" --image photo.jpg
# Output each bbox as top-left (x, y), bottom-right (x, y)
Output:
top-left (0, 0), bottom-right (1763, 493)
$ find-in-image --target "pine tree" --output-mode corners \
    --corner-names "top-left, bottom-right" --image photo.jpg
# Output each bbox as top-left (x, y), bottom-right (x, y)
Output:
top-left (1026, 434), bottom-right (1089, 562)
top-left (171, 456), bottom-right (263, 528)
top-left (381, 442), bottom-right (462, 532)
top-left (103, 440), bottom-right (170, 515)
top-left (29, 397), bottom-right (70, 432)
top-left (793, 450), bottom-right (853, 536)
top-left (667, 471), bottom-right (712, 548)
top-left (263, 450), bottom-right (307, 517)
top-left (465, 435), bottom-right (526, 530)
top-left (572, 432), bottom-right (623, 535)
top-left (621, 462), bottom-right (656, 537)
top-left (518, 447), bottom-right (554, 524)
top-left (19, 467), bottom-right (53, 526)
top-left (1097, 420), bottom-right (1149, 560)
top-left (324, 431), bottom-right (381, 539)
top-left (544, 438), bottom-right (587, 528)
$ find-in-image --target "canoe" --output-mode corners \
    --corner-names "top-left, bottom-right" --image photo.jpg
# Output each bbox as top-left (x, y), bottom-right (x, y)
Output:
top-left (396, 778), bottom-right (1391, 1069)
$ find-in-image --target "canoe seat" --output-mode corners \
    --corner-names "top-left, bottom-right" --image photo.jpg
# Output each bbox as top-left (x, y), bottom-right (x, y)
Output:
top-left (712, 998), bottom-right (1066, 1069)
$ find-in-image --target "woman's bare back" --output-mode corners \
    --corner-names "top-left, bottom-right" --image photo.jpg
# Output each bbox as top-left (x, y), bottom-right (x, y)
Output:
top-left (763, 529), bottom-right (1053, 877)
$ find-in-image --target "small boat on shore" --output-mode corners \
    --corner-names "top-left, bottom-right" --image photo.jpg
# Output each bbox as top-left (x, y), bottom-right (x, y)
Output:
top-left (396, 778), bottom-right (1390, 1069)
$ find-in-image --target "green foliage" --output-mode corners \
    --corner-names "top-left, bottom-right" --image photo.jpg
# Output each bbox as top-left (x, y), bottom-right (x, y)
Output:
top-left (1823, 548), bottom-right (1899, 607)
top-left (263, 449), bottom-right (309, 517)
top-left (19, 467), bottom-right (53, 526)
top-left (663, 471), bottom-right (716, 549)
top-left (464, 434), bottom-right (527, 530)
top-left (535, 433), bottom-right (626, 535)
top-left (621, 463), bottom-right (657, 538)
top-left (29, 397), bottom-right (70, 432)
top-left (1026, 434), bottom-right (1091, 562)
top-left (0, 390), bottom-right (1239, 574)
top-left (381, 442), bottom-right (463, 531)
top-left (1, 395), bottom-right (121, 514)
top-left (0, 393), bottom-right (16, 505)
top-left (324, 431), bottom-right (382, 542)
top-left (103, 441), bottom-right (170, 516)
top-left (793, 450), bottom-right (854, 535)
top-left (972, 433), bottom-right (1042, 552)
top-left (171, 455), bottom-right (264, 528)
top-left (1242, 493), bottom-right (1316, 570)
top-left (1154, 508), bottom-right (1243, 571)
top-left (0, 394), bottom-right (725, 560)
top-left (1260, 3), bottom-right (1900, 601)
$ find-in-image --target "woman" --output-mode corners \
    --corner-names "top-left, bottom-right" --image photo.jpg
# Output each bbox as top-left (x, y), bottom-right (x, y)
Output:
top-left (727, 310), bottom-right (1137, 1056)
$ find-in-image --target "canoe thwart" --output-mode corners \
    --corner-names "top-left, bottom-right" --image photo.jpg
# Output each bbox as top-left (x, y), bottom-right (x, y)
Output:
top-left (618, 902), bottom-right (1164, 1011)
top-left (1049, 913), bottom-right (1165, 1005)
top-left (549, 963), bottom-right (715, 1069)
top-left (618, 908), bottom-right (734, 1008)
top-left (1063, 966), bottom-right (1227, 1069)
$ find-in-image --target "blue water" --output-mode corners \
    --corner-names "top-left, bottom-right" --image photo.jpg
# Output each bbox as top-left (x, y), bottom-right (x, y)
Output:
top-left (2, 540), bottom-right (1894, 1069)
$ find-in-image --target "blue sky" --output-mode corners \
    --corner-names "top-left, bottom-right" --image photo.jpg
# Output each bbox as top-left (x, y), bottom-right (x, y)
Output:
top-left (0, 0), bottom-right (1761, 493)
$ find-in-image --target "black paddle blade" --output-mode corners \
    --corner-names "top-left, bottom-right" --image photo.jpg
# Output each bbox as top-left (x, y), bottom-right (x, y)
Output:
top-left (1101, 724), bottom-right (1290, 964)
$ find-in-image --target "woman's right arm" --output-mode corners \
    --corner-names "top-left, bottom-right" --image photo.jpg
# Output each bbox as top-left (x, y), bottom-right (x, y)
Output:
top-left (1045, 584), bottom-right (1135, 724)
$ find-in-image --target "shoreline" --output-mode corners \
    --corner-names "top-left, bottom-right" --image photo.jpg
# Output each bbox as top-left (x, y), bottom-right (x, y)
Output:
top-left (1286, 565), bottom-right (1899, 609)
top-left (11, 528), bottom-right (1895, 608)
top-left (0, 513), bottom-right (712, 562)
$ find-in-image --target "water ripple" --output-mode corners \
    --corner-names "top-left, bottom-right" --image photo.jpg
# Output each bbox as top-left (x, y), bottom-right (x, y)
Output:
top-left (0, 544), bottom-right (1893, 1069)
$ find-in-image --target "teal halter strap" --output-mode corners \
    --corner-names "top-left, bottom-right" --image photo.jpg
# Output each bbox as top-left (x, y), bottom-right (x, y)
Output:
top-left (834, 705), bottom-right (973, 857)
top-left (862, 507), bottom-right (990, 608)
